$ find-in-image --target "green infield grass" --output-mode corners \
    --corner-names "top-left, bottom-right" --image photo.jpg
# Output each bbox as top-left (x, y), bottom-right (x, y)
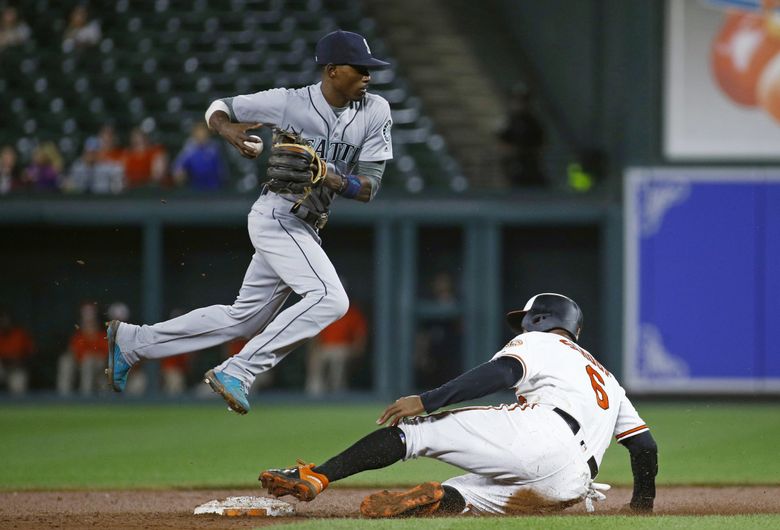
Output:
top-left (0, 401), bottom-right (778, 489)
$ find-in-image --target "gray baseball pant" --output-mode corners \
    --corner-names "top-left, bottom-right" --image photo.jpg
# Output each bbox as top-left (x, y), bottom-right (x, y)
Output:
top-left (116, 192), bottom-right (349, 386)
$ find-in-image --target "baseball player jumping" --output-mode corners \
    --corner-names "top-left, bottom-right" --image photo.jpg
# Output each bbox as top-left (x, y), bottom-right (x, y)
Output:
top-left (106, 30), bottom-right (393, 414)
top-left (260, 294), bottom-right (658, 516)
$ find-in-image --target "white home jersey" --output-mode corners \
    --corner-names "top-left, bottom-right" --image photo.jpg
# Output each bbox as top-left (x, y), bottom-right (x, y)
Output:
top-left (226, 82), bottom-right (393, 214)
top-left (492, 331), bottom-right (648, 466)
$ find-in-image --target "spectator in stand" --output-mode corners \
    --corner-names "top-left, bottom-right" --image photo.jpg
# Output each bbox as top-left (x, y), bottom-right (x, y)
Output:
top-left (23, 141), bottom-right (63, 191)
top-left (161, 354), bottom-right (189, 395)
top-left (64, 136), bottom-right (124, 194)
top-left (0, 144), bottom-right (22, 195)
top-left (0, 308), bottom-right (35, 396)
top-left (0, 5), bottom-right (31, 52)
top-left (123, 127), bottom-right (167, 188)
top-left (305, 297), bottom-right (368, 396)
top-left (414, 271), bottom-right (463, 389)
top-left (57, 301), bottom-right (108, 396)
top-left (95, 124), bottom-right (125, 165)
top-left (62, 4), bottom-right (101, 51)
top-left (172, 122), bottom-right (227, 190)
top-left (498, 83), bottom-right (548, 188)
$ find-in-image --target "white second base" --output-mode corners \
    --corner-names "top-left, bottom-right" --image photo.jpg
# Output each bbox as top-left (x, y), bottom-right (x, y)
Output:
top-left (194, 496), bottom-right (295, 517)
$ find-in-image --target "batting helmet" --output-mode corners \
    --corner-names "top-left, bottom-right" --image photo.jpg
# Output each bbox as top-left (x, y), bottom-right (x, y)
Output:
top-left (506, 293), bottom-right (583, 341)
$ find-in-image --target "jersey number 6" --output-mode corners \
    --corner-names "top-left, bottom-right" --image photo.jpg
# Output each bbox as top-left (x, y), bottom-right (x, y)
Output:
top-left (585, 365), bottom-right (609, 410)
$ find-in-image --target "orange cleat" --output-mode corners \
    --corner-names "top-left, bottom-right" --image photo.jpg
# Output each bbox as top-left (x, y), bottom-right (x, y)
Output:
top-left (259, 460), bottom-right (329, 502)
top-left (360, 482), bottom-right (445, 518)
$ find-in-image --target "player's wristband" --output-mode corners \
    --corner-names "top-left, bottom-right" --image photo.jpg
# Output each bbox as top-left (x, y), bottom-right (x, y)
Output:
top-left (337, 174), bottom-right (362, 199)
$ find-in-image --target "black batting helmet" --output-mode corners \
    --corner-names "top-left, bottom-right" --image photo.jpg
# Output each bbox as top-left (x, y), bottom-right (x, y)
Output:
top-left (506, 293), bottom-right (583, 341)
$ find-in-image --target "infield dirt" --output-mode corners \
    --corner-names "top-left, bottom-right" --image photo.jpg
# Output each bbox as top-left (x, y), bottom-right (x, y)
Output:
top-left (1, 486), bottom-right (779, 529)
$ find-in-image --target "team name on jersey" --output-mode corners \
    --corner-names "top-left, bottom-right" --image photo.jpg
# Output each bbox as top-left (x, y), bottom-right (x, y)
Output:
top-left (559, 338), bottom-right (612, 378)
top-left (307, 137), bottom-right (361, 166)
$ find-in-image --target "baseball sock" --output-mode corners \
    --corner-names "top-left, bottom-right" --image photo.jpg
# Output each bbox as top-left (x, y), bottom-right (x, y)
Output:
top-left (313, 426), bottom-right (406, 482)
top-left (439, 485), bottom-right (467, 513)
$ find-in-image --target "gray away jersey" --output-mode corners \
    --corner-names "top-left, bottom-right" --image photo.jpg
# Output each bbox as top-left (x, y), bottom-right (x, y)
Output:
top-left (224, 82), bottom-right (393, 214)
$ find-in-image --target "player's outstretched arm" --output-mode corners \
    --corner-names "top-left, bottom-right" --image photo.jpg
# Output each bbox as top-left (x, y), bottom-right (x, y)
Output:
top-left (620, 430), bottom-right (658, 513)
top-left (376, 357), bottom-right (524, 426)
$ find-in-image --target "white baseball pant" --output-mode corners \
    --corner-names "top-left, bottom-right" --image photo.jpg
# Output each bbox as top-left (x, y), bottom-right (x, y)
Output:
top-left (399, 404), bottom-right (592, 514)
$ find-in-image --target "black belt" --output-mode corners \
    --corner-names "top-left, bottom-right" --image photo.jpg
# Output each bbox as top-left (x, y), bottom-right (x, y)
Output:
top-left (297, 209), bottom-right (329, 230)
top-left (260, 186), bottom-right (328, 229)
top-left (553, 407), bottom-right (599, 479)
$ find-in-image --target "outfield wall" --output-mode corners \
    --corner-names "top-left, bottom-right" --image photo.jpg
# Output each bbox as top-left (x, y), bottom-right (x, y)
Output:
top-left (0, 193), bottom-right (618, 396)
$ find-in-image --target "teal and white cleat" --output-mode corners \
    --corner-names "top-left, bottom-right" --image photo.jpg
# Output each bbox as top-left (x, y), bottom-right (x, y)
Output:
top-left (204, 369), bottom-right (250, 414)
top-left (105, 320), bottom-right (132, 392)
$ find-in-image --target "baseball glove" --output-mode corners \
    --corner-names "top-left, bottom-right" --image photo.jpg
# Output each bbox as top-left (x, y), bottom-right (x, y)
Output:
top-left (266, 129), bottom-right (327, 195)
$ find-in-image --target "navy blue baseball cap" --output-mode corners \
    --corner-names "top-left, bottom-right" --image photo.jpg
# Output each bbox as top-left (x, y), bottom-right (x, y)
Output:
top-left (315, 30), bottom-right (390, 68)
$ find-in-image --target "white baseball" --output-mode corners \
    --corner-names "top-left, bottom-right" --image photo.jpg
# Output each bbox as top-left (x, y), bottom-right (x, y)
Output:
top-left (243, 135), bottom-right (263, 157)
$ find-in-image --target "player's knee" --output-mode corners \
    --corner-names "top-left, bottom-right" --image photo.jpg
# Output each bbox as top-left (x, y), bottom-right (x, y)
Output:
top-left (306, 283), bottom-right (348, 326)
top-left (327, 286), bottom-right (349, 321)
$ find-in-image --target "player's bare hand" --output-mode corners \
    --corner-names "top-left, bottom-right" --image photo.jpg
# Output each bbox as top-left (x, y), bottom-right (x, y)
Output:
top-left (376, 395), bottom-right (424, 426)
top-left (215, 121), bottom-right (264, 158)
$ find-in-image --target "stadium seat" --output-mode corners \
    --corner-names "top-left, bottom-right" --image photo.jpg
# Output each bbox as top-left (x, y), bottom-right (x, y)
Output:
top-left (0, 0), bottom-right (456, 190)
